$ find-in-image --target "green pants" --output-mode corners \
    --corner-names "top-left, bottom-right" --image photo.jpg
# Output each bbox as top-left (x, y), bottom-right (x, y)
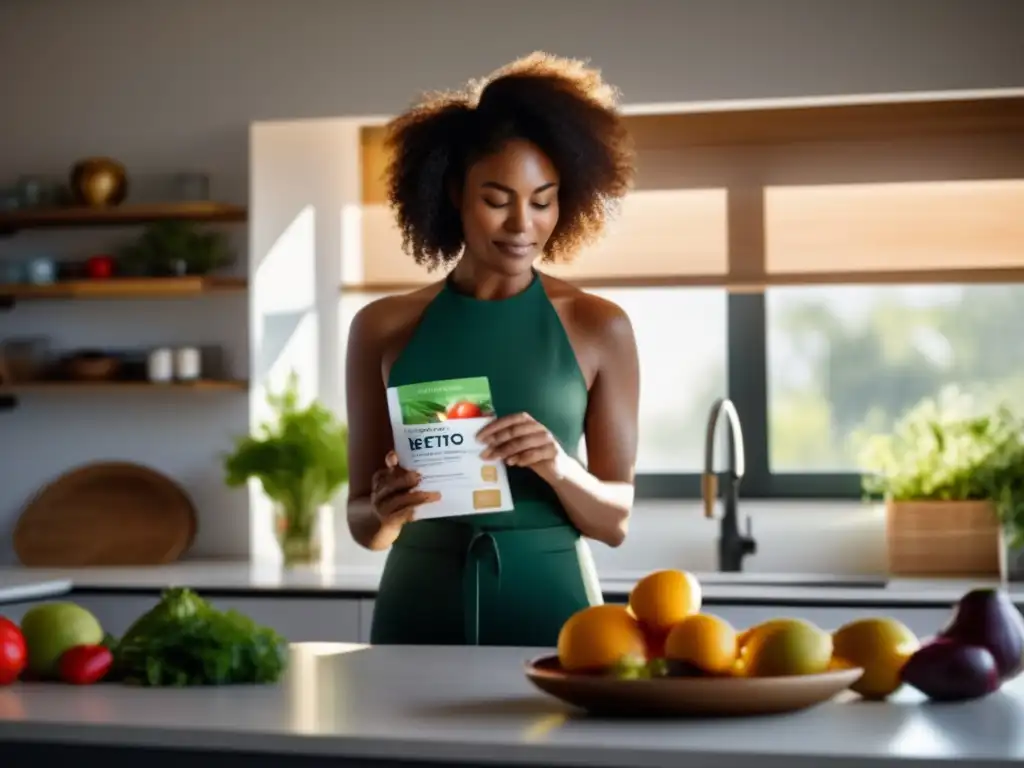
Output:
top-left (370, 518), bottom-right (603, 647)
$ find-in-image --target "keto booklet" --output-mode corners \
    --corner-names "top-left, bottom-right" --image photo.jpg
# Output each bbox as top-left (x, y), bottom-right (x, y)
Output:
top-left (386, 376), bottom-right (515, 519)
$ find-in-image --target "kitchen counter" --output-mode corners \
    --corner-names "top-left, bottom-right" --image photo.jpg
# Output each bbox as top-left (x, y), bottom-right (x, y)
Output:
top-left (0, 561), bottom-right (1020, 608)
top-left (0, 576), bottom-right (71, 605)
top-left (1, 643), bottom-right (1023, 768)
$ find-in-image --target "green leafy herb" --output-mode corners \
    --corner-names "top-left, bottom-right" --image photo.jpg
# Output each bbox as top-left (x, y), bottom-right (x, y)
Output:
top-left (223, 371), bottom-right (349, 524)
top-left (855, 386), bottom-right (1024, 546)
top-left (113, 588), bottom-right (288, 686)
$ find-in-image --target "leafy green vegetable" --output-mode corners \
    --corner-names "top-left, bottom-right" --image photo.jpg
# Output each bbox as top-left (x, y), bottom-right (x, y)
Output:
top-left (856, 386), bottom-right (1024, 546)
top-left (113, 588), bottom-right (288, 686)
top-left (401, 399), bottom-right (447, 424)
top-left (223, 371), bottom-right (348, 531)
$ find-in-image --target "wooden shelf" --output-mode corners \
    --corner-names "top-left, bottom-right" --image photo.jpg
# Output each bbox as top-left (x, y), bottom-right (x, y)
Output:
top-left (0, 201), bottom-right (247, 233)
top-left (0, 276), bottom-right (247, 302)
top-left (0, 380), bottom-right (249, 395)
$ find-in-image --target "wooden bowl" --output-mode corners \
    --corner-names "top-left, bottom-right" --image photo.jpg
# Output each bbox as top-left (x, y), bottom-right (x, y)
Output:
top-left (66, 352), bottom-right (120, 381)
top-left (524, 655), bottom-right (863, 718)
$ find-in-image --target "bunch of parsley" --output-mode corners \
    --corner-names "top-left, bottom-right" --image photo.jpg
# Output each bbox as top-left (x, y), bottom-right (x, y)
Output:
top-left (223, 371), bottom-right (349, 532)
top-left (111, 588), bottom-right (288, 687)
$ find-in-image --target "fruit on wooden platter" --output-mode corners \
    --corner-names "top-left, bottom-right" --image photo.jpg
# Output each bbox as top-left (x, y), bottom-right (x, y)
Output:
top-left (627, 569), bottom-right (702, 659)
top-left (831, 617), bottom-right (920, 700)
top-left (557, 569), bottom-right (844, 681)
top-left (664, 612), bottom-right (738, 676)
top-left (555, 568), bottom-right (1024, 708)
top-left (737, 617), bottom-right (833, 677)
top-left (557, 604), bottom-right (648, 674)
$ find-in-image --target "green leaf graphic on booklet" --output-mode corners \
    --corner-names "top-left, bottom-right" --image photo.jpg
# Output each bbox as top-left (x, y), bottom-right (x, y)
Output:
top-left (396, 377), bottom-right (495, 425)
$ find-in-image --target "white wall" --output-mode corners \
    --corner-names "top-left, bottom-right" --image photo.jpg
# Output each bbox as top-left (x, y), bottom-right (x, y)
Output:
top-left (1, 0), bottom-right (1021, 567)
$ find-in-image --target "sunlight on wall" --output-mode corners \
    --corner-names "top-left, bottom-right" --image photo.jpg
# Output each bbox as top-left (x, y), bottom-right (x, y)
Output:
top-left (249, 204), bottom-right (323, 564)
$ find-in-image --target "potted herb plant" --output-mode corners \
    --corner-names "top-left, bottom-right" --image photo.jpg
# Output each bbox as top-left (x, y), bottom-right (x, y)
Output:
top-left (856, 387), bottom-right (1024, 579)
top-left (224, 373), bottom-right (348, 567)
top-left (118, 221), bottom-right (235, 276)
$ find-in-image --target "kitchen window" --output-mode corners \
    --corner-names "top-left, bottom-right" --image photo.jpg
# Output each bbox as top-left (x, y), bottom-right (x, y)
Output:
top-left (343, 95), bottom-right (1024, 502)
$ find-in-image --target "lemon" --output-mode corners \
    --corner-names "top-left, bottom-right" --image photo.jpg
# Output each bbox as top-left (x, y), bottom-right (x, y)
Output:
top-left (832, 617), bottom-right (919, 700)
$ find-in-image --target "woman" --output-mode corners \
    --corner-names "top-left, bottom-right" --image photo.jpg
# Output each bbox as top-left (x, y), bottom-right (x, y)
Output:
top-left (345, 52), bottom-right (640, 647)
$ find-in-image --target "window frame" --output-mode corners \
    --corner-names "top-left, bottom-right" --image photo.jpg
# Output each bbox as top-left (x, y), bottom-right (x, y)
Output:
top-left (633, 291), bottom-right (864, 501)
top-left (347, 96), bottom-right (1024, 503)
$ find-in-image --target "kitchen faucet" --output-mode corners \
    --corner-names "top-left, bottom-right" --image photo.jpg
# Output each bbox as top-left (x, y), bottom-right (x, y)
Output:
top-left (702, 397), bottom-right (757, 572)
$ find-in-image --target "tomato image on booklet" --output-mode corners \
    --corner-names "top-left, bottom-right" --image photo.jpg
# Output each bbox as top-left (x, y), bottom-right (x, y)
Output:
top-left (446, 400), bottom-right (483, 419)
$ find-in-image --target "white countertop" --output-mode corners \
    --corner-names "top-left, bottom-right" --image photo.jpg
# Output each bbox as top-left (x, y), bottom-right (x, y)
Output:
top-left (1, 643), bottom-right (1022, 767)
top-left (0, 560), bottom-right (1020, 607)
top-left (0, 575), bottom-right (71, 605)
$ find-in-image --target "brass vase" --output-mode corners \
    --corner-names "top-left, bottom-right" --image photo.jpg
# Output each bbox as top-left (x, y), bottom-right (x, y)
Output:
top-left (69, 157), bottom-right (128, 207)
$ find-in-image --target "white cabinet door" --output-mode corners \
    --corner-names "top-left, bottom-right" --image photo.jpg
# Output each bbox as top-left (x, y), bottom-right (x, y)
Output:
top-left (358, 599), bottom-right (375, 642)
top-left (60, 594), bottom-right (363, 643)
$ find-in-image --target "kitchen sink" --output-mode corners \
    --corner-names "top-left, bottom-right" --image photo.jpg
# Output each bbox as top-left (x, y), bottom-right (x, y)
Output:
top-left (693, 573), bottom-right (889, 589)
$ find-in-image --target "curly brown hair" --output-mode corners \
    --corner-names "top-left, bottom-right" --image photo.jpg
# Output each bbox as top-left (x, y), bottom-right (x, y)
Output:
top-left (383, 52), bottom-right (636, 271)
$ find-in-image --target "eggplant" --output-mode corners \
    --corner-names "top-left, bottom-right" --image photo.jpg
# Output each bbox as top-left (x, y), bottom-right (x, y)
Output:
top-left (939, 588), bottom-right (1024, 682)
top-left (900, 637), bottom-right (1001, 702)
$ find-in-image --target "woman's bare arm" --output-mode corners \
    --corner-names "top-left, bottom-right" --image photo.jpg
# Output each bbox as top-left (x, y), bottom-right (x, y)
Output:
top-left (344, 300), bottom-right (404, 551)
top-left (543, 297), bottom-right (640, 547)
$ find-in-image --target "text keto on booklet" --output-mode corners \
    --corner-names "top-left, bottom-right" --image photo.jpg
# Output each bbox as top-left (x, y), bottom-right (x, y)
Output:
top-left (386, 376), bottom-right (515, 519)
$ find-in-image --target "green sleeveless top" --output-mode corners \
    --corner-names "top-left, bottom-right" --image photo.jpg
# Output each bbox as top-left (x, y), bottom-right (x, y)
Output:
top-left (387, 270), bottom-right (589, 530)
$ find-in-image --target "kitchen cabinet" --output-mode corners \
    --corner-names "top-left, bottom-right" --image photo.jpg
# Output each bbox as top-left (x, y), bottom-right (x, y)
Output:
top-left (358, 598), bottom-right (375, 642)
top-left (0, 592), bottom-right (956, 646)
top-left (61, 594), bottom-right (363, 643)
top-left (356, 597), bottom-right (951, 640)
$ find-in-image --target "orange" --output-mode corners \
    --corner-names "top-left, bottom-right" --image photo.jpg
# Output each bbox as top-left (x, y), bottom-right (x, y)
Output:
top-left (628, 569), bottom-right (702, 635)
top-left (557, 604), bottom-right (647, 673)
top-left (663, 613), bottom-right (738, 676)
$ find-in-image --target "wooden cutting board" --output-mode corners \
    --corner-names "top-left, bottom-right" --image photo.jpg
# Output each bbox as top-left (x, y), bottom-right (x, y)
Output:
top-left (13, 461), bottom-right (197, 567)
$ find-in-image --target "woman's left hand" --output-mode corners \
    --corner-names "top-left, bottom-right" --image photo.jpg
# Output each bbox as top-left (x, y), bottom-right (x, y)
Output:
top-left (477, 412), bottom-right (564, 481)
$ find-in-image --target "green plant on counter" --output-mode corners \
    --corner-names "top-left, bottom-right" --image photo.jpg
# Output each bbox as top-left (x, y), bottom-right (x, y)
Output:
top-left (855, 386), bottom-right (1024, 547)
top-left (112, 588), bottom-right (288, 686)
top-left (223, 371), bottom-right (349, 566)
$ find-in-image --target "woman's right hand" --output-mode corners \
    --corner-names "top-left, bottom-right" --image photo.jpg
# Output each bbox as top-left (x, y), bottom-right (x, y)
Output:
top-left (370, 451), bottom-right (440, 529)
